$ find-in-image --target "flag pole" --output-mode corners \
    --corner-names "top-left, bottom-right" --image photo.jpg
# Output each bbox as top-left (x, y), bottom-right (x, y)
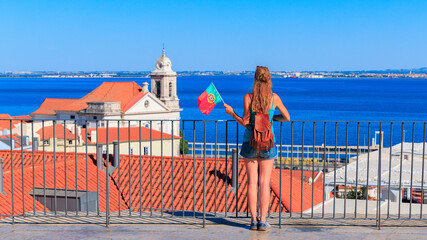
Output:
top-left (211, 82), bottom-right (226, 105)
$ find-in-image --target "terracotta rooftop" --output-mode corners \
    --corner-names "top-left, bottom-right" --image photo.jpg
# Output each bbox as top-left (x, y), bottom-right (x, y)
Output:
top-left (270, 169), bottom-right (324, 213)
top-left (109, 155), bottom-right (323, 214)
top-left (109, 155), bottom-right (284, 214)
top-left (31, 98), bottom-right (78, 115)
top-left (0, 151), bottom-right (127, 217)
top-left (0, 114), bottom-right (12, 120)
top-left (81, 126), bottom-right (180, 144)
top-left (12, 115), bottom-right (32, 120)
top-left (0, 115), bottom-right (23, 131)
top-left (36, 124), bottom-right (76, 141)
top-left (55, 82), bottom-right (143, 112)
top-left (0, 150), bottom-right (324, 217)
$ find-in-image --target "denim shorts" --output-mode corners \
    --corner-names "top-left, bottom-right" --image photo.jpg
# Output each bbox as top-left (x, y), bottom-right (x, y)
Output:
top-left (240, 142), bottom-right (278, 160)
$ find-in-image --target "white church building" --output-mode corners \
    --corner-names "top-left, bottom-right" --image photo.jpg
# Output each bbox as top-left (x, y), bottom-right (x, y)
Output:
top-left (30, 49), bottom-right (181, 136)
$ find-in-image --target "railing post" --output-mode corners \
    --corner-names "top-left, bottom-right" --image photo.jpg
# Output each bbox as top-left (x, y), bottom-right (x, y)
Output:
top-left (10, 120), bottom-right (14, 224)
top-left (279, 122), bottom-right (283, 228)
top-left (203, 120), bottom-right (206, 228)
top-left (231, 149), bottom-right (239, 193)
top-left (106, 120), bottom-right (110, 227)
top-left (235, 122), bottom-right (239, 218)
top-left (0, 158), bottom-right (5, 195)
top-left (376, 122), bottom-right (382, 230)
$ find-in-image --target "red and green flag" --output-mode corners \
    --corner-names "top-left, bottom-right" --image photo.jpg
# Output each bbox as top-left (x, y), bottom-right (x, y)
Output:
top-left (198, 83), bottom-right (223, 115)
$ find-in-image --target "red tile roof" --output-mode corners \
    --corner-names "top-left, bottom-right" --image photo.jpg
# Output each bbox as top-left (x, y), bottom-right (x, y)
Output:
top-left (0, 115), bottom-right (14, 131)
top-left (0, 115), bottom-right (29, 132)
top-left (56, 82), bottom-right (143, 112)
top-left (81, 126), bottom-right (180, 144)
top-left (270, 169), bottom-right (324, 213)
top-left (108, 155), bottom-right (323, 214)
top-left (0, 151), bottom-right (128, 217)
top-left (31, 98), bottom-right (78, 115)
top-left (12, 115), bottom-right (32, 120)
top-left (107, 155), bottom-right (283, 214)
top-left (0, 150), bottom-right (324, 217)
top-left (0, 114), bottom-right (12, 120)
top-left (36, 124), bottom-right (76, 140)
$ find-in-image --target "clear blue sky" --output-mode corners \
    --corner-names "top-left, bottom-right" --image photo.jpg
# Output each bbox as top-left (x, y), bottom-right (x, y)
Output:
top-left (1, 0), bottom-right (426, 71)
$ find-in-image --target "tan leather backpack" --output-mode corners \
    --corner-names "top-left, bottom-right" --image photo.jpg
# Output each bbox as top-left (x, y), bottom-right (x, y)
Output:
top-left (249, 96), bottom-right (275, 151)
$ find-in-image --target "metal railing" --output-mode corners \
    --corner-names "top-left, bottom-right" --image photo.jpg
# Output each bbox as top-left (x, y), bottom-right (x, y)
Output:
top-left (0, 119), bottom-right (426, 229)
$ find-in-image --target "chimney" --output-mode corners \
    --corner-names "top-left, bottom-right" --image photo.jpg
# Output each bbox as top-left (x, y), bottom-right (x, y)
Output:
top-left (11, 139), bottom-right (15, 149)
top-left (25, 136), bottom-right (30, 146)
top-left (230, 149), bottom-right (239, 193)
top-left (32, 137), bottom-right (39, 151)
top-left (0, 158), bottom-right (5, 195)
top-left (96, 143), bottom-right (103, 170)
top-left (91, 130), bottom-right (97, 143)
top-left (77, 126), bottom-right (82, 143)
top-left (112, 141), bottom-right (119, 168)
top-left (142, 82), bottom-right (149, 93)
top-left (107, 141), bottom-right (120, 175)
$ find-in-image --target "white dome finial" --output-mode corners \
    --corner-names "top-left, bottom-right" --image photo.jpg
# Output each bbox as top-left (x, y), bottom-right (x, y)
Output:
top-left (162, 43), bottom-right (165, 57)
top-left (154, 45), bottom-right (173, 73)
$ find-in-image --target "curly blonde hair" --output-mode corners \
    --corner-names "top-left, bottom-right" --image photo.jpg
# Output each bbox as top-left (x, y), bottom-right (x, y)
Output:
top-left (252, 66), bottom-right (272, 113)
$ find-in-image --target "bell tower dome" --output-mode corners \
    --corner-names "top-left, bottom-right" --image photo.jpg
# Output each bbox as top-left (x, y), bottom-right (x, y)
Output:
top-left (150, 48), bottom-right (180, 110)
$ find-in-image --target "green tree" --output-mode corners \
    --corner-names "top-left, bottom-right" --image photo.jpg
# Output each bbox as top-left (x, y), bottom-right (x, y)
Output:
top-left (346, 186), bottom-right (367, 200)
top-left (179, 130), bottom-right (189, 154)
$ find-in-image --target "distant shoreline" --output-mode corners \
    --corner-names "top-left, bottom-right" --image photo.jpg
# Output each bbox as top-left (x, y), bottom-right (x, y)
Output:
top-left (1, 75), bottom-right (427, 79)
top-left (2, 68), bottom-right (427, 79)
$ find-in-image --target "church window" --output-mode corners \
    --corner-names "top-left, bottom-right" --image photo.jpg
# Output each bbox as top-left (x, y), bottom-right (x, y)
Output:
top-left (144, 100), bottom-right (149, 108)
top-left (169, 82), bottom-right (172, 97)
top-left (156, 81), bottom-right (161, 98)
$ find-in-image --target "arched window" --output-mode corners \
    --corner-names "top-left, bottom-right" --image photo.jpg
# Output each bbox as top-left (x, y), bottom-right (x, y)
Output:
top-left (169, 82), bottom-right (173, 97)
top-left (156, 81), bottom-right (161, 98)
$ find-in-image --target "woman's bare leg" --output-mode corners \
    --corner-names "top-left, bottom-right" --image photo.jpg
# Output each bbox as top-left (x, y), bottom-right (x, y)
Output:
top-left (258, 159), bottom-right (274, 222)
top-left (244, 158), bottom-right (258, 221)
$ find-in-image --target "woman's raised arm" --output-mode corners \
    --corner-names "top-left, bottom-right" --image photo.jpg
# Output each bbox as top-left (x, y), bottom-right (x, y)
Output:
top-left (224, 94), bottom-right (251, 127)
top-left (272, 93), bottom-right (291, 122)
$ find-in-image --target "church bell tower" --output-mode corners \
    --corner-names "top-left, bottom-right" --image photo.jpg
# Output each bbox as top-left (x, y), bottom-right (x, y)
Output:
top-left (150, 48), bottom-right (180, 110)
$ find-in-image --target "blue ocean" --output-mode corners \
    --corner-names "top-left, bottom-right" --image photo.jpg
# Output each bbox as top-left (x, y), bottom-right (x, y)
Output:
top-left (1, 76), bottom-right (427, 147)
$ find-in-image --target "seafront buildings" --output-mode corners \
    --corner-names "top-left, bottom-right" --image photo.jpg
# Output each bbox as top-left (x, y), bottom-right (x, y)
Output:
top-left (2, 68), bottom-right (427, 79)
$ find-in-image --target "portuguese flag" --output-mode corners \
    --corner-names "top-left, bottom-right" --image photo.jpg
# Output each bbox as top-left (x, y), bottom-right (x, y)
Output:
top-left (198, 83), bottom-right (222, 115)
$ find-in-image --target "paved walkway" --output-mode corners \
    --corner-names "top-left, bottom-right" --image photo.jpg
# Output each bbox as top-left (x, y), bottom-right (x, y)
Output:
top-left (1, 215), bottom-right (427, 240)
top-left (1, 223), bottom-right (427, 240)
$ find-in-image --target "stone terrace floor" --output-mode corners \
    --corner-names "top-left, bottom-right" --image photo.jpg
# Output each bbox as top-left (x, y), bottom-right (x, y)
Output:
top-left (1, 213), bottom-right (426, 239)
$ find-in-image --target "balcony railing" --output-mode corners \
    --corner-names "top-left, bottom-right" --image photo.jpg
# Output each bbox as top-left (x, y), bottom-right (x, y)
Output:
top-left (0, 118), bottom-right (426, 229)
